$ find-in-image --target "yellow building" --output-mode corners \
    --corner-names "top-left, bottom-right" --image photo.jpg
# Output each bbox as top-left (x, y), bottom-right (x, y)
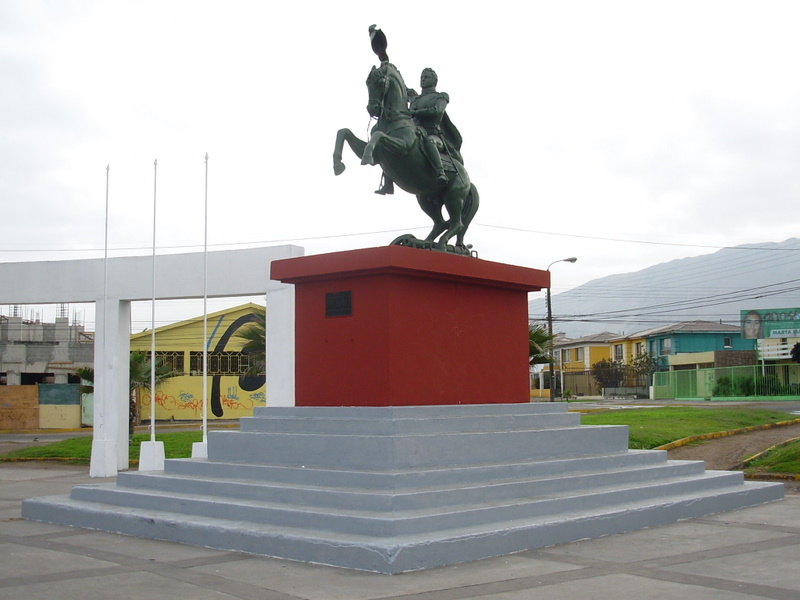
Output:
top-left (757, 337), bottom-right (800, 364)
top-left (131, 303), bottom-right (265, 421)
top-left (606, 333), bottom-right (649, 365)
top-left (553, 332), bottom-right (617, 396)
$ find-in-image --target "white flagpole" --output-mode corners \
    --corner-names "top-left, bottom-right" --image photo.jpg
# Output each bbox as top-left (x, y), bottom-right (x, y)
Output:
top-left (101, 164), bottom-right (110, 427)
top-left (193, 153), bottom-right (210, 458)
top-left (203, 153), bottom-right (209, 442)
top-left (150, 158), bottom-right (157, 443)
top-left (89, 165), bottom-right (113, 476)
top-left (140, 158), bottom-right (165, 470)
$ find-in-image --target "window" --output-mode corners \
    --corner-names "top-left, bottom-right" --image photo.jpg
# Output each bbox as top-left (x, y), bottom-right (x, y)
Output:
top-left (136, 351), bottom-right (185, 373)
top-left (561, 349), bottom-right (569, 364)
top-left (574, 347), bottom-right (584, 362)
top-left (723, 336), bottom-right (732, 349)
top-left (660, 338), bottom-right (672, 356)
top-left (190, 351), bottom-right (250, 375)
top-left (157, 351), bottom-right (184, 372)
top-left (613, 344), bottom-right (623, 362)
top-left (635, 342), bottom-right (645, 356)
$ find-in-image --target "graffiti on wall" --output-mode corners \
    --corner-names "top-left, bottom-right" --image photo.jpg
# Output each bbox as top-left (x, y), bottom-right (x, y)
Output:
top-left (142, 384), bottom-right (267, 419)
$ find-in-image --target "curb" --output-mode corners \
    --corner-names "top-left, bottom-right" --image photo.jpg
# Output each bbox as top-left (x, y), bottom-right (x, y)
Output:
top-left (744, 472), bottom-right (800, 482)
top-left (654, 418), bottom-right (800, 451)
top-left (0, 421), bottom-right (239, 436)
top-left (736, 436), bottom-right (800, 476)
top-left (1, 456), bottom-right (139, 466)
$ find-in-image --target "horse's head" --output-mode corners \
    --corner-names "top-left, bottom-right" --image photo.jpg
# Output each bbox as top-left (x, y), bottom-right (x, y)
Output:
top-left (366, 63), bottom-right (408, 119)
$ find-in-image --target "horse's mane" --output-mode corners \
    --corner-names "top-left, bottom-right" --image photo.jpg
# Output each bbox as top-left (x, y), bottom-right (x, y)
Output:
top-left (367, 62), bottom-right (409, 99)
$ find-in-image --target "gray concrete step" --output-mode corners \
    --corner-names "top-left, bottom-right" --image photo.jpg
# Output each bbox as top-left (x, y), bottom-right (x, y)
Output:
top-left (67, 470), bottom-right (747, 537)
top-left (115, 460), bottom-right (708, 512)
top-left (239, 411), bottom-right (581, 434)
top-left (207, 425), bottom-right (630, 469)
top-left (251, 403), bottom-right (568, 419)
top-left (163, 448), bottom-right (669, 488)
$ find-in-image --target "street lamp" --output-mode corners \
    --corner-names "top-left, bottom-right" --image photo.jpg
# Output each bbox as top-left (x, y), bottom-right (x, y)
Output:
top-left (547, 257), bottom-right (577, 401)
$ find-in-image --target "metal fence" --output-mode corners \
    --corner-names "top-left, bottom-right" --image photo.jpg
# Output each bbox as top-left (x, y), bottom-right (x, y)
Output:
top-left (653, 363), bottom-right (800, 400)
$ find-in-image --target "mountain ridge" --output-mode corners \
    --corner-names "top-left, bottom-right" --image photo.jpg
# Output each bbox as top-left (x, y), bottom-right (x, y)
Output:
top-left (528, 238), bottom-right (800, 339)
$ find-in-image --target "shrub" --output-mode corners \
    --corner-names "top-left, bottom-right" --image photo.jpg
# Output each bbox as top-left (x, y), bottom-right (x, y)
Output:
top-left (732, 375), bottom-right (755, 396)
top-left (712, 375), bottom-right (733, 397)
top-left (755, 374), bottom-right (784, 396)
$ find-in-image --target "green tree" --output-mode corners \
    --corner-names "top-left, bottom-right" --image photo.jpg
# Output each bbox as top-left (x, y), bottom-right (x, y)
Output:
top-left (73, 366), bottom-right (94, 395)
top-left (791, 342), bottom-right (800, 364)
top-left (73, 352), bottom-right (181, 439)
top-left (629, 352), bottom-right (659, 386)
top-left (529, 323), bottom-right (555, 366)
top-left (591, 358), bottom-right (626, 389)
top-left (128, 351), bottom-right (182, 431)
top-left (235, 306), bottom-right (266, 375)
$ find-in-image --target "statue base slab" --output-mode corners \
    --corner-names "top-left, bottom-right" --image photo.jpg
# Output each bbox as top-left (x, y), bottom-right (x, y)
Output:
top-left (23, 403), bottom-right (784, 573)
top-left (270, 245), bottom-right (549, 406)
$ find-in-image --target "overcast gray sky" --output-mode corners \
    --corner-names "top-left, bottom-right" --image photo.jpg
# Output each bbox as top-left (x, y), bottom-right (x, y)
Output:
top-left (2, 1), bottom-right (799, 330)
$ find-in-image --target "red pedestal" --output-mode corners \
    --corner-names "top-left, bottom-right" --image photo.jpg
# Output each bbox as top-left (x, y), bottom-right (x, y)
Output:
top-left (271, 246), bottom-right (548, 407)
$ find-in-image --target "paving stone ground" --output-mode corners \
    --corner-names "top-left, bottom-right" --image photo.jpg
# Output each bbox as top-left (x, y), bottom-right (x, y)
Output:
top-left (1, 462), bottom-right (798, 600)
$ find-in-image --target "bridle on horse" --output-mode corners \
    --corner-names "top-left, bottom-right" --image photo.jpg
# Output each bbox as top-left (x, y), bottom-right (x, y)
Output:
top-left (370, 64), bottom-right (411, 124)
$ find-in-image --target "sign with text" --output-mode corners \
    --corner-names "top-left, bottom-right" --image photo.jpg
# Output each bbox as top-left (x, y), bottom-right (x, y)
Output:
top-left (741, 308), bottom-right (800, 339)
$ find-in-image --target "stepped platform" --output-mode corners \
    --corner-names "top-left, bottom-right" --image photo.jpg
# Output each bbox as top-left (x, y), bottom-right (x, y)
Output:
top-left (22, 403), bottom-right (784, 573)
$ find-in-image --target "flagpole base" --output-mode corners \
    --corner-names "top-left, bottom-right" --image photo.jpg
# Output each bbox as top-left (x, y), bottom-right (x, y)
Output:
top-left (139, 441), bottom-right (165, 471)
top-left (191, 441), bottom-right (208, 459)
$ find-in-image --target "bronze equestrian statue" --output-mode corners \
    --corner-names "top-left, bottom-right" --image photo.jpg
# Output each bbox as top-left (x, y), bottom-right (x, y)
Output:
top-left (333, 26), bottom-right (479, 254)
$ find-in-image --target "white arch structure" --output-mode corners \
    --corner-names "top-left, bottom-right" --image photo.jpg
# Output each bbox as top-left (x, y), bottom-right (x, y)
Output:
top-left (0, 245), bottom-right (302, 476)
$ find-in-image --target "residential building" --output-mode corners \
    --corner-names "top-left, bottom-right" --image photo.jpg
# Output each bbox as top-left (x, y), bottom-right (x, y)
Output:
top-left (637, 320), bottom-right (754, 370)
top-left (0, 313), bottom-right (93, 385)
top-left (553, 332), bottom-right (617, 396)
top-left (757, 337), bottom-right (800, 364)
top-left (0, 310), bottom-right (93, 429)
top-left (607, 332), bottom-right (649, 366)
top-left (130, 303), bottom-right (265, 422)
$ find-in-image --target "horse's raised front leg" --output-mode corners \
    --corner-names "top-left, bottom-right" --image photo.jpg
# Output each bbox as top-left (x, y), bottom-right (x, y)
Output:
top-left (361, 132), bottom-right (387, 166)
top-left (333, 128), bottom-right (368, 176)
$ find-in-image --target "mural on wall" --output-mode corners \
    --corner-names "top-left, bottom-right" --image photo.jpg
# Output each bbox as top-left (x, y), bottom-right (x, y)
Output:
top-left (209, 313), bottom-right (264, 417)
top-left (135, 304), bottom-right (267, 421)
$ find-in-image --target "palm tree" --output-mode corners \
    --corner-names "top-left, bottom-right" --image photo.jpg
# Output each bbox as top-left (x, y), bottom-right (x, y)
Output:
top-left (529, 322), bottom-right (555, 366)
top-left (128, 350), bottom-right (181, 435)
top-left (235, 306), bottom-right (266, 376)
top-left (73, 366), bottom-right (94, 395)
top-left (74, 353), bottom-right (180, 439)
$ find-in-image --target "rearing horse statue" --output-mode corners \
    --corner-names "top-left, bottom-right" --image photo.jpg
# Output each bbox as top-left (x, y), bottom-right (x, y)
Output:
top-left (333, 62), bottom-right (479, 253)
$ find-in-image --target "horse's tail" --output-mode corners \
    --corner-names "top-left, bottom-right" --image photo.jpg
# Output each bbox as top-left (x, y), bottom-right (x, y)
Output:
top-left (463, 183), bottom-right (480, 230)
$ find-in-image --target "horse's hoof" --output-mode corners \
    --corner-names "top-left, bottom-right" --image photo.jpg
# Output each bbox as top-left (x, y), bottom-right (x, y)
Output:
top-left (361, 154), bottom-right (375, 166)
top-left (333, 162), bottom-right (346, 176)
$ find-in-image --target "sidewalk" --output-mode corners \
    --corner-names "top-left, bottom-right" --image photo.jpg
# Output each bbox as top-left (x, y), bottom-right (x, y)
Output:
top-left (1, 463), bottom-right (798, 600)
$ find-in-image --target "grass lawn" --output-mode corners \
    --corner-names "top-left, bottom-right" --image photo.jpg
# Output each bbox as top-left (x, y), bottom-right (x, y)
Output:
top-left (0, 431), bottom-right (202, 465)
top-left (745, 439), bottom-right (800, 475)
top-left (580, 406), bottom-right (793, 449)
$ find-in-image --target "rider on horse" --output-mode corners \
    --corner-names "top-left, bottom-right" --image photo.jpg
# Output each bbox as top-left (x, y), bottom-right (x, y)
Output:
top-left (375, 67), bottom-right (464, 195)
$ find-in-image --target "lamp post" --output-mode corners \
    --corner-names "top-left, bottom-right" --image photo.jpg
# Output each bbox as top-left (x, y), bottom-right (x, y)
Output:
top-left (547, 257), bottom-right (577, 401)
